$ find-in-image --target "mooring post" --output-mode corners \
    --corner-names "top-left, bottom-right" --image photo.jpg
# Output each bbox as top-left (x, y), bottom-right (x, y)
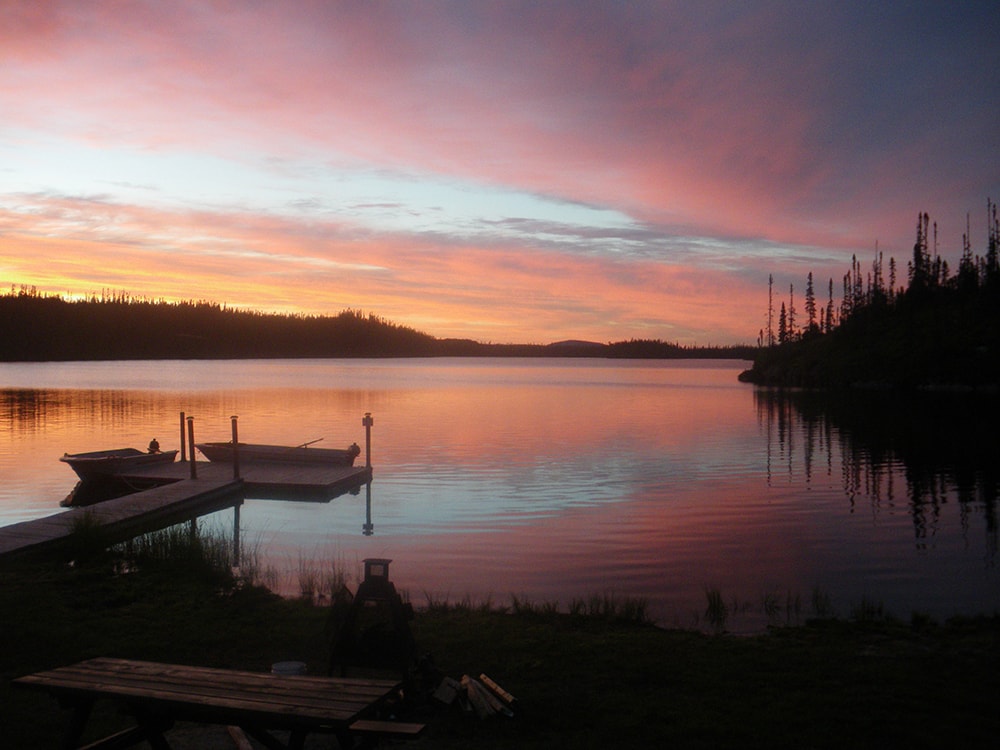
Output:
top-left (363, 412), bottom-right (374, 468)
top-left (230, 415), bottom-right (240, 479)
top-left (187, 416), bottom-right (197, 479)
top-left (179, 411), bottom-right (187, 462)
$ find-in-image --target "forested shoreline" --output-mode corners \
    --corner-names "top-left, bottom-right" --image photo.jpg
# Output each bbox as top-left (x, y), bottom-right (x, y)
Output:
top-left (741, 204), bottom-right (1000, 388)
top-left (0, 289), bottom-right (754, 362)
top-left (8, 200), bottom-right (998, 377)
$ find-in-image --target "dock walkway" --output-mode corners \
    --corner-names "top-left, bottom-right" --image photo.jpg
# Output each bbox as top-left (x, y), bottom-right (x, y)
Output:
top-left (0, 477), bottom-right (242, 561)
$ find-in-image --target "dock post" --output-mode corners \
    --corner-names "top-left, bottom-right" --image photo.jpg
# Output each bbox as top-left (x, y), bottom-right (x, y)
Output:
top-left (187, 416), bottom-right (197, 479)
top-left (363, 412), bottom-right (374, 468)
top-left (233, 503), bottom-right (241, 567)
top-left (179, 412), bottom-right (187, 462)
top-left (230, 416), bottom-right (240, 479)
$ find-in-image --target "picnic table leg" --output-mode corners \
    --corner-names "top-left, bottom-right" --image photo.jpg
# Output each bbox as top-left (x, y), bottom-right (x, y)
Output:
top-left (129, 706), bottom-right (174, 750)
top-left (333, 728), bottom-right (356, 749)
top-left (57, 700), bottom-right (168, 750)
top-left (61, 700), bottom-right (92, 750)
top-left (241, 725), bottom-right (299, 750)
top-left (138, 720), bottom-right (172, 750)
top-left (73, 725), bottom-right (166, 750)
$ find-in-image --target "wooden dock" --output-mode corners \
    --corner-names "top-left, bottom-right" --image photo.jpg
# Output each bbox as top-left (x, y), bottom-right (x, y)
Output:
top-left (0, 461), bottom-right (373, 562)
top-left (0, 477), bottom-right (243, 561)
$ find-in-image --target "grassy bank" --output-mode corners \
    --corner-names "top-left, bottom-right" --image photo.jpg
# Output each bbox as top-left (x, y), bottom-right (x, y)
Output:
top-left (1, 531), bottom-right (998, 749)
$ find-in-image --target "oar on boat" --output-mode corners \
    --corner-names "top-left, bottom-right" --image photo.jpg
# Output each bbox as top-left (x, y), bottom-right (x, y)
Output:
top-left (292, 438), bottom-right (324, 449)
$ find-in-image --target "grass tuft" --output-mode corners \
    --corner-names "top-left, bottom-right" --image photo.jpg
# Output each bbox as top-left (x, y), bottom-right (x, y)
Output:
top-left (810, 586), bottom-right (836, 619)
top-left (850, 595), bottom-right (886, 623)
top-left (295, 552), bottom-right (356, 604)
top-left (65, 511), bottom-right (113, 563)
top-left (704, 586), bottom-right (729, 632)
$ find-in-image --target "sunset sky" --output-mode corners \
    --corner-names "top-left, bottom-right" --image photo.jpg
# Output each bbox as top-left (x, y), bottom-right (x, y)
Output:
top-left (2, 1), bottom-right (997, 345)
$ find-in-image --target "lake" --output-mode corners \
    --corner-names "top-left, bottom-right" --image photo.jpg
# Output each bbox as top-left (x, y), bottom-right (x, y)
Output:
top-left (1, 358), bottom-right (997, 631)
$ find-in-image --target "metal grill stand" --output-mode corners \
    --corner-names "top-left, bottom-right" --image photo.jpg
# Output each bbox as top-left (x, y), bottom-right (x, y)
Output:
top-left (328, 559), bottom-right (417, 684)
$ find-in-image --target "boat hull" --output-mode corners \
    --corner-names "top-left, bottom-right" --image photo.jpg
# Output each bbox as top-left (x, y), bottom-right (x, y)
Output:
top-left (195, 442), bottom-right (361, 466)
top-left (59, 448), bottom-right (179, 482)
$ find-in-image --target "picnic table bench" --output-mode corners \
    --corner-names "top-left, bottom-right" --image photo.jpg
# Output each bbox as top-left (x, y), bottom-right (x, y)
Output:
top-left (12, 657), bottom-right (424, 749)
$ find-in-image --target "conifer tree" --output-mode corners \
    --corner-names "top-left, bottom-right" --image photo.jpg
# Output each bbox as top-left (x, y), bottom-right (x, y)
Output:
top-left (805, 272), bottom-right (817, 333)
top-left (767, 274), bottom-right (775, 346)
top-left (852, 255), bottom-right (864, 309)
top-left (871, 249), bottom-right (886, 305)
top-left (787, 284), bottom-right (796, 341)
top-left (910, 211), bottom-right (931, 290)
top-left (841, 272), bottom-right (851, 320)
top-left (958, 213), bottom-right (977, 293)
top-left (986, 198), bottom-right (999, 286)
top-left (825, 278), bottom-right (835, 333)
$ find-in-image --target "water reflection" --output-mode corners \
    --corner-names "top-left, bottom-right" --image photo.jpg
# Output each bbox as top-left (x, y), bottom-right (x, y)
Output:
top-left (2, 388), bottom-right (167, 436)
top-left (61, 479), bottom-right (152, 507)
top-left (4, 360), bottom-right (998, 626)
top-left (756, 389), bottom-right (999, 559)
top-left (363, 482), bottom-right (374, 536)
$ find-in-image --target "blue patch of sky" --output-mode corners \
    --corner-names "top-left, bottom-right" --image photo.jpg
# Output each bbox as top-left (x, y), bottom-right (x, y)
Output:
top-left (4, 132), bottom-right (831, 275)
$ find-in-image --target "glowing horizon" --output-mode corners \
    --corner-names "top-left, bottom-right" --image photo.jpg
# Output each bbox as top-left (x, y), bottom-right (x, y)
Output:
top-left (2, 2), bottom-right (997, 345)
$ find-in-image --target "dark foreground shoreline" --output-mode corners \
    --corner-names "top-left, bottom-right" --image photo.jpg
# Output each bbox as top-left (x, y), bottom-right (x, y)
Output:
top-left (2, 549), bottom-right (997, 749)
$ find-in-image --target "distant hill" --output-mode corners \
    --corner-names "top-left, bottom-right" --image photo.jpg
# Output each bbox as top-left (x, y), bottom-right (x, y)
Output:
top-left (0, 289), bottom-right (753, 362)
top-left (549, 339), bottom-right (605, 348)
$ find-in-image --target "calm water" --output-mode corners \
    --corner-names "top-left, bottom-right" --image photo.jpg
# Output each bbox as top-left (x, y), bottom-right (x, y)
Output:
top-left (2, 358), bottom-right (997, 630)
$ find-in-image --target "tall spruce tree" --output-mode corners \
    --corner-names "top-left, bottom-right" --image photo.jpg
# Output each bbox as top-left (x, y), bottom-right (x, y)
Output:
top-left (825, 278), bottom-right (835, 333)
top-left (787, 284), bottom-right (796, 341)
top-left (804, 272), bottom-right (817, 333)
top-left (767, 274), bottom-right (775, 346)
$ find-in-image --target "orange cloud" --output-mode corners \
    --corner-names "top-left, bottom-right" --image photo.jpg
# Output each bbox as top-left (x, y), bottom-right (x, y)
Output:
top-left (1, 192), bottom-right (768, 344)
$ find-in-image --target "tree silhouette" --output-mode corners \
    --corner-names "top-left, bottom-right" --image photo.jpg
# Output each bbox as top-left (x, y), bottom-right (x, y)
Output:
top-left (0, 291), bottom-right (756, 361)
top-left (746, 201), bottom-right (1000, 387)
top-left (804, 272), bottom-right (817, 334)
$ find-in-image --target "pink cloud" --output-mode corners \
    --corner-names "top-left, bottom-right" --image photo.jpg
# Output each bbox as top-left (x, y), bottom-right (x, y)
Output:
top-left (5, 4), bottom-right (988, 238)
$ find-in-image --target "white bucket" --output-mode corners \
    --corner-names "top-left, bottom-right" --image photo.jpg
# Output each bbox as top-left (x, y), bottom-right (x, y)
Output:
top-left (271, 661), bottom-right (307, 675)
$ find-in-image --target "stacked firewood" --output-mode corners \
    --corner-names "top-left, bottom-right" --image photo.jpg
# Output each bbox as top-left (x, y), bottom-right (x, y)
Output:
top-left (432, 673), bottom-right (517, 719)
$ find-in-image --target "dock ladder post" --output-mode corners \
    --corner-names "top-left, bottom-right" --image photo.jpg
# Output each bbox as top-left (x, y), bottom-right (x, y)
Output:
top-left (363, 413), bottom-right (374, 468)
top-left (179, 412), bottom-right (187, 462)
top-left (187, 417), bottom-right (197, 480)
top-left (230, 416), bottom-right (240, 479)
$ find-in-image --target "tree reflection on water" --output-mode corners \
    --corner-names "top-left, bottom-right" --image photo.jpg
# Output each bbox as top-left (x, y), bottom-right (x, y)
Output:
top-left (755, 388), bottom-right (999, 558)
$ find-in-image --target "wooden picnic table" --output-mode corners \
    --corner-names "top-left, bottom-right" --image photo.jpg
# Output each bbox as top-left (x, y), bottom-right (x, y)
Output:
top-left (12, 656), bottom-right (414, 749)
